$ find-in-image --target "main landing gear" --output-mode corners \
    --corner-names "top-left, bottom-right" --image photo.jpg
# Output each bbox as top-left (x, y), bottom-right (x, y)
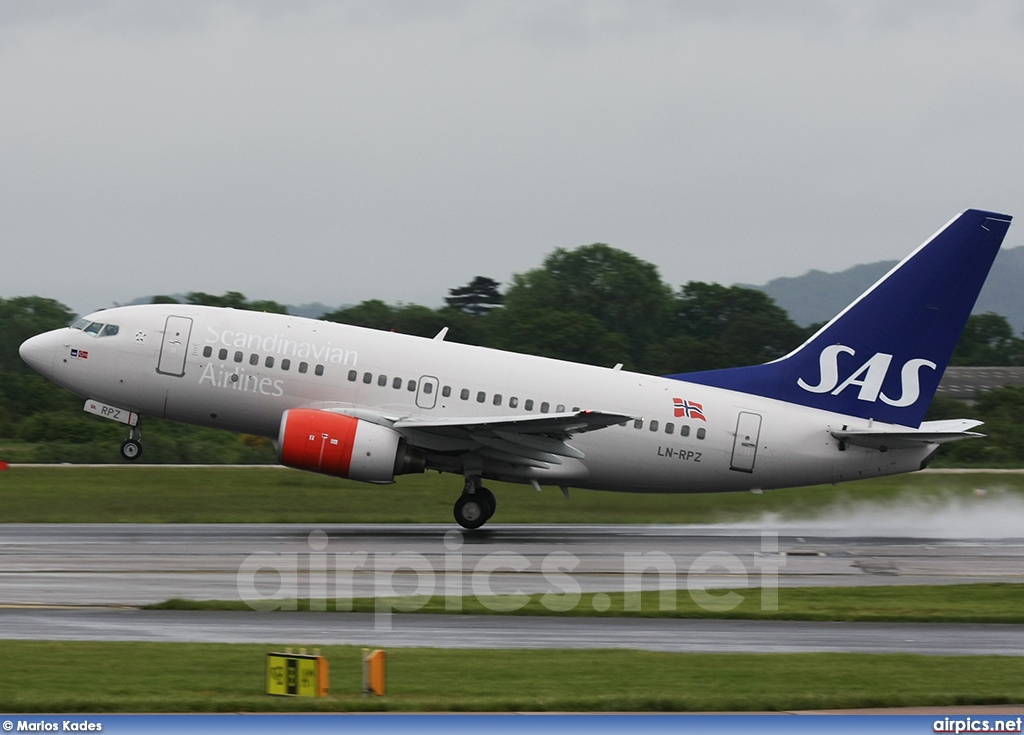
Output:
top-left (454, 477), bottom-right (496, 530)
top-left (120, 425), bottom-right (143, 461)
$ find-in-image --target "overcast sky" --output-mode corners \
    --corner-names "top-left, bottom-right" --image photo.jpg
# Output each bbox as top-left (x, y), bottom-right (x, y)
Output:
top-left (2, 1), bottom-right (1022, 316)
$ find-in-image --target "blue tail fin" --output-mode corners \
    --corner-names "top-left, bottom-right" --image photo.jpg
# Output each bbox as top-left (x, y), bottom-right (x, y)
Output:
top-left (670, 209), bottom-right (1013, 427)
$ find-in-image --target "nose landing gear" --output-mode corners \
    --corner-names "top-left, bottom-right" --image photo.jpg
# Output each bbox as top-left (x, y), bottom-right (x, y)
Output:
top-left (454, 477), bottom-right (496, 529)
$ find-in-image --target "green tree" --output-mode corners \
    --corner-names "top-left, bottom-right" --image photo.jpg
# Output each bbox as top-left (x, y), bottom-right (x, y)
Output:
top-left (0, 297), bottom-right (81, 436)
top-left (321, 301), bottom-right (459, 340)
top-left (386, 305), bottom-right (451, 339)
top-left (0, 296), bottom-right (76, 374)
top-left (500, 244), bottom-right (674, 369)
top-left (645, 334), bottom-right (736, 375)
top-left (950, 313), bottom-right (1024, 366)
top-left (670, 282), bottom-right (809, 369)
top-left (321, 300), bottom-right (399, 331)
top-left (445, 276), bottom-right (504, 316)
top-left (183, 292), bottom-right (289, 314)
top-left (489, 308), bottom-right (630, 366)
top-left (927, 388), bottom-right (1024, 466)
top-left (186, 291), bottom-right (248, 309)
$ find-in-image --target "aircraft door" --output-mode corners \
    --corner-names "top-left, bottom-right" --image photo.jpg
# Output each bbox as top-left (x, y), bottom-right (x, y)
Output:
top-left (156, 316), bottom-right (193, 377)
top-left (415, 375), bottom-right (439, 409)
top-left (730, 411), bottom-right (762, 473)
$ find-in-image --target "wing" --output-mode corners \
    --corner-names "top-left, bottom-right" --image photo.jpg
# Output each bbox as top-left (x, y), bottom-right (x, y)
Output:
top-left (831, 419), bottom-right (984, 451)
top-left (307, 405), bottom-right (631, 471)
top-left (393, 410), bottom-right (632, 469)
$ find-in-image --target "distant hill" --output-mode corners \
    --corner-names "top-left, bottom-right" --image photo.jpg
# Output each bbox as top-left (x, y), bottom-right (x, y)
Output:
top-left (745, 245), bottom-right (1024, 333)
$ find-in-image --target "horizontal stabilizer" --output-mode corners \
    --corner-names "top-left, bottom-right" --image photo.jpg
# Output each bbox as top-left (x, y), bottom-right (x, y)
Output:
top-left (832, 419), bottom-right (984, 450)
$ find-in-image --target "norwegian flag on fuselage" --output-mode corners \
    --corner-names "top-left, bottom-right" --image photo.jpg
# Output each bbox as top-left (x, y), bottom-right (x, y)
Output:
top-left (673, 398), bottom-right (706, 421)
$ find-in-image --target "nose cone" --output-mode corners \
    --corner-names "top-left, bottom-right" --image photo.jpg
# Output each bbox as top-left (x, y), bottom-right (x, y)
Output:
top-left (19, 331), bottom-right (57, 379)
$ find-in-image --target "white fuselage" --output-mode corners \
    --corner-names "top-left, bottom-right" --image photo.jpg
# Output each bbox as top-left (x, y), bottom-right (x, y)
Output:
top-left (25, 303), bottom-right (933, 494)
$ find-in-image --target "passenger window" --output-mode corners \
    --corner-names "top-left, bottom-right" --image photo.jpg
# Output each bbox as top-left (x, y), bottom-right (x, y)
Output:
top-left (697, 428), bottom-right (706, 440)
top-left (424, 382), bottom-right (433, 394)
top-left (556, 404), bottom-right (565, 413)
top-left (219, 348), bottom-right (228, 360)
top-left (282, 359), bottom-right (291, 371)
top-left (649, 420), bottom-right (659, 432)
top-left (363, 372), bottom-right (373, 384)
top-left (634, 419), bottom-right (643, 429)
top-left (407, 380), bottom-right (416, 391)
top-left (509, 397), bottom-right (519, 408)
top-left (315, 364), bottom-right (324, 376)
top-left (378, 375), bottom-right (388, 387)
top-left (265, 356), bottom-right (275, 368)
top-left (476, 391), bottom-right (486, 403)
top-left (525, 399), bottom-right (534, 411)
top-left (249, 353), bottom-right (259, 366)
top-left (493, 394), bottom-right (502, 406)
top-left (393, 377), bottom-right (402, 389)
top-left (460, 388), bottom-right (470, 400)
top-left (299, 362), bottom-right (308, 374)
top-left (442, 386), bottom-right (452, 397)
top-left (203, 346), bottom-right (212, 358)
top-left (681, 425), bottom-right (690, 437)
top-left (540, 402), bottom-right (549, 414)
top-left (666, 422), bottom-right (674, 434)
top-left (572, 406), bottom-right (580, 412)
top-left (348, 370), bottom-right (357, 381)
top-left (234, 351), bottom-right (243, 363)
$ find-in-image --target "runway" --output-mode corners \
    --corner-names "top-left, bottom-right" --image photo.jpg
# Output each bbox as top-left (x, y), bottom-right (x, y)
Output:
top-left (2, 522), bottom-right (1023, 605)
top-left (2, 607), bottom-right (1023, 656)
top-left (1, 522), bottom-right (1022, 654)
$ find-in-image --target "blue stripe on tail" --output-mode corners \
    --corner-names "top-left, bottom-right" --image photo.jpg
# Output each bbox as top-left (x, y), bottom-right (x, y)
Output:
top-left (668, 209), bottom-right (1013, 427)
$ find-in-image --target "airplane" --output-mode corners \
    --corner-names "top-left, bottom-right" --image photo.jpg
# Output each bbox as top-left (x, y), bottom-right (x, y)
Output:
top-left (19, 209), bottom-right (1013, 529)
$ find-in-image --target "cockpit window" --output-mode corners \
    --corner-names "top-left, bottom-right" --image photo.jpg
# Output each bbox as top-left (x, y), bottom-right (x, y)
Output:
top-left (72, 319), bottom-right (121, 337)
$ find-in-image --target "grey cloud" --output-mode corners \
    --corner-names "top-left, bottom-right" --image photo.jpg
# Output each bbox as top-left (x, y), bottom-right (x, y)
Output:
top-left (1, 1), bottom-right (1021, 315)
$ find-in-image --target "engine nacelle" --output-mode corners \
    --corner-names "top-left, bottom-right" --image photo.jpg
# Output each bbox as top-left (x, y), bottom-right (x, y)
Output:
top-left (277, 409), bottom-right (424, 483)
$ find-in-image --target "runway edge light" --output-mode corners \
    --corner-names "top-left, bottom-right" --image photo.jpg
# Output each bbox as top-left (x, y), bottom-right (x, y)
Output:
top-left (265, 648), bottom-right (329, 697)
top-left (363, 648), bottom-right (386, 696)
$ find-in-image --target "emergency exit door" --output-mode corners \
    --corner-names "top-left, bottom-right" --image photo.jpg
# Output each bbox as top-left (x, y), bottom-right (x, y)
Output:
top-left (729, 411), bottom-right (762, 473)
top-left (416, 375), bottom-right (439, 409)
top-left (156, 316), bottom-right (193, 377)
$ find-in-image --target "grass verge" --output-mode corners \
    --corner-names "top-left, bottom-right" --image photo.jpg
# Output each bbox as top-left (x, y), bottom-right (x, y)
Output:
top-left (146, 582), bottom-right (1024, 624)
top-left (1, 465), bottom-right (1023, 523)
top-left (2, 641), bottom-right (1023, 712)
